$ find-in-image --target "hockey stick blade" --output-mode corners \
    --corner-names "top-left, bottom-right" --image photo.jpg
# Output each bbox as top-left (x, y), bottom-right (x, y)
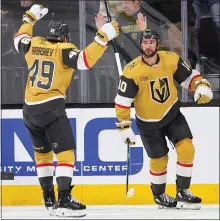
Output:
top-left (126, 187), bottom-right (135, 198)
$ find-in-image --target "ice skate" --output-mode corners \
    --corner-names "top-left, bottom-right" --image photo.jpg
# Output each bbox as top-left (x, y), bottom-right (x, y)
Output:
top-left (153, 192), bottom-right (177, 209)
top-left (176, 188), bottom-right (202, 210)
top-left (56, 185), bottom-right (86, 217)
top-left (43, 188), bottom-right (57, 216)
top-left (151, 185), bottom-right (177, 209)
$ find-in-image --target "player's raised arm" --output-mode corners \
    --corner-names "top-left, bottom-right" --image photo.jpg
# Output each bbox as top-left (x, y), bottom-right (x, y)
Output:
top-left (136, 12), bottom-right (147, 31)
top-left (62, 12), bottom-right (119, 70)
top-left (173, 56), bottom-right (213, 104)
top-left (114, 66), bottom-right (139, 145)
top-left (13, 4), bottom-right (48, 54)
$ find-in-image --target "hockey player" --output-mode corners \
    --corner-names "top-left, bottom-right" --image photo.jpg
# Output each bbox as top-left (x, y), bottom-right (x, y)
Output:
top-left (115, 29), bottom-right (213, 210)
top-left (14, 4), bottom-right (119, 217)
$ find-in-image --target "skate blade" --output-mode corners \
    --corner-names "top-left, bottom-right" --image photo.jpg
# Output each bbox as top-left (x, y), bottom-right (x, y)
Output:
top-left (49, 208), bottom-right (57, 216)
top-left (45, 205), bottom-right (57, 216)
top-left (158, 205), bottom-right (177, 210)
top-left (55, 208), bottom-right (87, 218)
top-left (176, 201), bottom-right (201, 210)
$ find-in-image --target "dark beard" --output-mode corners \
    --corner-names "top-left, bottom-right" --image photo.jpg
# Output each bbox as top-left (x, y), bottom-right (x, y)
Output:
top-left (141, 49), bottom-right (157, 58)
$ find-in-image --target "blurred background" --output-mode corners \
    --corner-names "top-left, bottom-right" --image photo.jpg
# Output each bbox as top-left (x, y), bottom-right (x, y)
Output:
top-left (1, 0), bottom-right (220, 106)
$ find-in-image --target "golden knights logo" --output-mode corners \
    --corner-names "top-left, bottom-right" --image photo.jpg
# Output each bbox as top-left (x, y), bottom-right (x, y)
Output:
top-left (150, 77), bottom-right (170, 103)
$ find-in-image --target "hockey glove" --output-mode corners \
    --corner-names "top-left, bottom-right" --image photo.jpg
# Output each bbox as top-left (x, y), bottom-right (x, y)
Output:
top-left (194, 79), bottom-right (213, 104)
top-left (23, 4), bottom-right (48, 25)
top-left (95, 21), bottom-right (119, 46)
top-left (116, 120), bottom-right (136, 145)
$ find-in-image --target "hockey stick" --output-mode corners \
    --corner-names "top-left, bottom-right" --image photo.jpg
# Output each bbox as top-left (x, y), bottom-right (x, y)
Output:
top-left (103, 0), bottom-right (123, 76)
top-left (103, 0), bottom-right (134, 198)
top-left (126, 141), bottom-right (134, 198)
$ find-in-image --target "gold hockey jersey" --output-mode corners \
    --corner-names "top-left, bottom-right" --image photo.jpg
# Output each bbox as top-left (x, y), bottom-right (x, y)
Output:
top-left (115, 51), bottom-right (203, 131)
top-left (14, 23), bottom-right (108, 105)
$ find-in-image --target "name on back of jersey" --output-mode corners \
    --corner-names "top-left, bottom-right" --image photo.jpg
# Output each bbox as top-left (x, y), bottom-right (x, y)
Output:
top-left (32, 47), bottom-right (54, 56)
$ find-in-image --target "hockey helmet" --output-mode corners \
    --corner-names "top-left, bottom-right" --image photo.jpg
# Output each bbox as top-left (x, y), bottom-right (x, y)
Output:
top-left (139, 29), bottom-right (160, 44)
top-left (47, 20), bottom-right (70, 42)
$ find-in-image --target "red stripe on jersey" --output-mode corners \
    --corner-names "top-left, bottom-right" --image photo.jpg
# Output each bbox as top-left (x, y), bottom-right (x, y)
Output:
top-left (115, 103), bottom-right (130, 109)
top-left (150, 170), bottom-right (167, 176)
top-left (14, 32), bottom-right (31, 38)
top-left (83, 51), bottom-right (90, 69)
top-left (57, 163), bottom-right (74, 168)
top-left (36, 163), bottom-right (53, 168)
top-left (177, 161), bottom-right (193, 167)
top-left (188, 74), bottom-right (201, 90)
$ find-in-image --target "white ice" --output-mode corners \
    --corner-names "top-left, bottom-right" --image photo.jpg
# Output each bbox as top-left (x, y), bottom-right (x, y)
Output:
top-left (2, 205), bottom-right (219, 220)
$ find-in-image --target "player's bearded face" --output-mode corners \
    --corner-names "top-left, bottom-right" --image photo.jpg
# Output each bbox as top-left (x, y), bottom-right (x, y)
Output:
top-left (141, 39), bottom-right (158, 58)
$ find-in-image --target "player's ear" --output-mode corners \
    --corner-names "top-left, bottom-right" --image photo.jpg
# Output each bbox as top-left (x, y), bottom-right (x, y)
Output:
top-left (156, 39), bottom-right (160, 49)
top-left (64, 35), bottom-right (69, 43)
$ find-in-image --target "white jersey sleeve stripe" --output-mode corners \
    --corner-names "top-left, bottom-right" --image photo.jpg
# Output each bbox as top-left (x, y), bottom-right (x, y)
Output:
top-left (115, 94), bottom-right (134, 108)
top-left (180, 69), bottom-right (201, 90)
top-left (14, 33), bottom-right (31, 52)
top-left (77, 50), bottom-right (90, 70)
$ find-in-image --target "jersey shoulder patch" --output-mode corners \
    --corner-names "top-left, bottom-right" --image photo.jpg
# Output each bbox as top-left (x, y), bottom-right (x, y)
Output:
top-left (125, 57), bottom-right (141, 71)
top-left (21, 37), bottom-right (31, 45)
top-left (124, 56), bottom-right (141, 78)
top-left (158, 51), bottom-right (179, 64)
top-left (127, 60), bottom-right (138, 70)
top-left (68, 49), bottom-right (81, 58)
top-left (158, 50), bottom-right (178, 57)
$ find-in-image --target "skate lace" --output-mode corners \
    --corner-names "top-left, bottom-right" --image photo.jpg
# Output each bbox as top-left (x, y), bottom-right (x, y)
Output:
top-left (42, 196), bottom-right (53, 205)
top-left (161, 193), bottom-right (176, 203)
top-left (46, 197), bottom-right (53, 204)
top-left (184, 189), bottom-right (196, 198)
top-left (69, 195), bottom-right (81, 205)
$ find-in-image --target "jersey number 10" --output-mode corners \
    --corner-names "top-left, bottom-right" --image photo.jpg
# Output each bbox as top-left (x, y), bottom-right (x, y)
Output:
top-left (29, 59), bottom-right (55, 90)
top-left (118, 79), bottom-right (127, 93)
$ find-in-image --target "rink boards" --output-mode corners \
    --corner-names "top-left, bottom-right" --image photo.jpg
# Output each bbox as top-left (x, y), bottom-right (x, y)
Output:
top-left (1, 107), bottom-right (219, 205)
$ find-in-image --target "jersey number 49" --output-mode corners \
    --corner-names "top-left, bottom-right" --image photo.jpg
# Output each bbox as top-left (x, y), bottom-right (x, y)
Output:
top-left (28, 58), bottom-right (55, 90)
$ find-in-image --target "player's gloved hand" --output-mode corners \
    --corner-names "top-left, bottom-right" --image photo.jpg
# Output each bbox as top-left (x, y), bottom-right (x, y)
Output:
top-left (116, 120), bottom-right (136, 145)
top-left (194, 79), bottom-right (213, 104)
top-left (95, 21), bottom-right (119, 46)
top-left (23, 4), bottom-right (48, 25)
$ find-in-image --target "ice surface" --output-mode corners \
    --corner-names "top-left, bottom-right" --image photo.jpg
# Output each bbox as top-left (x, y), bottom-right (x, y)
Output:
top-left (2, 205), bottom-right (219, 220)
